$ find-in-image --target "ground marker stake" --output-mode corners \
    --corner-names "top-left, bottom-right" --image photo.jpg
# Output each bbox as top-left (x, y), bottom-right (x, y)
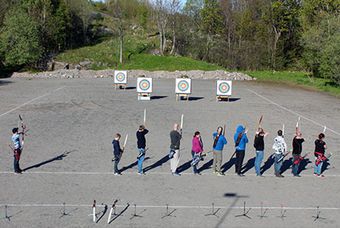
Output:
top-left (235, 201), bottom-right (251, 219)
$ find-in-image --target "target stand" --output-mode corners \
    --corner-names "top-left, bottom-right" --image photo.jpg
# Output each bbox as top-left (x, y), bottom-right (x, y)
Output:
top-left (175, 78), bottom-right (191, 101)
top-left (216, 80), bottom-right (232, 102)
top-left (137, 78), bottom-right (152, 101)
top-left (113, 70), bottom-right (128, 90)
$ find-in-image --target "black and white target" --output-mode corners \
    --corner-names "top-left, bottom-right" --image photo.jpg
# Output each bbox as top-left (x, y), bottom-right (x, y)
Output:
top-left (216, 80), bottom-right (232, 96)
top-left (137, 78), bottom-right (153, 93)
top-left (175, 78), bottom-right (192, 94)
top-left (114, 70), bottom-right (127, 84)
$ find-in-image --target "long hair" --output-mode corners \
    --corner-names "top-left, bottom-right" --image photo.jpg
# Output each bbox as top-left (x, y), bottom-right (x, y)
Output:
top-left (213, 127), bottom-right (223, 148)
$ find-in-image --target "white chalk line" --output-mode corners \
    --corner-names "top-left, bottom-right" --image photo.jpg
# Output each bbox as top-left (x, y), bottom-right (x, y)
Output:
top-left (0, 86), bottom-right (67, 118)
top-left (1, 171), bottom-right (340, 177)
top-left (247, 89), bottom-right (340, 136)
top-left (0, 203), bottom-right (339, 211)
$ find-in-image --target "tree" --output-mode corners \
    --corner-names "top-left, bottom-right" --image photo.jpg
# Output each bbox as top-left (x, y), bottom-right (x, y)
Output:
top-left (0, 7), bottom-right (42, 66)
top-left (200, 0), bottom-right (224, 61)
top-left (154, 0), bottom-right (169, 55)
top-left (169, 0), bottom-right (181, 55)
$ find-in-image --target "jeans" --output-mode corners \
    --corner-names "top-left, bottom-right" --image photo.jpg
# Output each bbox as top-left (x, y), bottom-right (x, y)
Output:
top-left (292, 155), bottom-right (300, 175)
top-left (137, 148), bottom-right (145, 173)
top-left (274, 153), bottom-right (283, 174)
top-left (314, 161), bottom-right (323, 175)
top-left (235, 150), bottom-right (245, 174)
top-left (254, 150), bottom-right (264, 175)
top-left (113, 156), bottom-right (120, 173)
top-left (192, 151), bottom-right (199, 173)
top-left (212, 150), bottom-right (222, 173)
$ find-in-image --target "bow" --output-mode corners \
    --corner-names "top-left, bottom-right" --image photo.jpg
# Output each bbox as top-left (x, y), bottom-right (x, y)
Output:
top-left (18, 115), bottom-right (28, 149)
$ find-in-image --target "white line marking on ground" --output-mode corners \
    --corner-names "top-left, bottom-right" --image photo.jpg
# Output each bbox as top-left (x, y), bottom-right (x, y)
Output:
top-left (248, 89), bottom-right (340, 136)
top-left (0, 203), bottom-right (339, 211)
top-left (0, 171), bottom-right (339, 177)
top-left (0, 86), bottom-right (66, 118)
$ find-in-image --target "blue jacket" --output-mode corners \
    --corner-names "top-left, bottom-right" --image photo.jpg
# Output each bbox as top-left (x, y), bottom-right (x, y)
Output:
top-left (212, 132), bottom-right (227, 151)
top-left (234, 125), bottom-right (248, 151)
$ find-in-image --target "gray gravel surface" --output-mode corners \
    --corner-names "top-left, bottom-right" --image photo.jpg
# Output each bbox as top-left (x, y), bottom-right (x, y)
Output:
top-left (0, 78), bottom-right (339, 227)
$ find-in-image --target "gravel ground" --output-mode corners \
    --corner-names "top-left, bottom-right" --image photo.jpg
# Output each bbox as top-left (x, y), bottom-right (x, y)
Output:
top-left (0, 78), bottom-right (339, 228)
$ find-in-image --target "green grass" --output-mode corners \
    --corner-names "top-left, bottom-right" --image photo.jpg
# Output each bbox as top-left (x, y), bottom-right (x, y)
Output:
top-left (246, 70), bottom-right (340, 97)
top-left (121, 54), bottom-right (223, 71)
top-left (56, 38), bottom-right (223, 71)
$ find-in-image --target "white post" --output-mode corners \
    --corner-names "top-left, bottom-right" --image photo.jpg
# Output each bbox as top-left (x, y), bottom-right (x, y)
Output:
top-left (144, 109), bottom-right (146, 125)
top-left (180, 114), bottom-right (184, 130)
top-left (123, 134), bottom-right (128, 149)
top-left (107, 206), bottom-right (113, 224)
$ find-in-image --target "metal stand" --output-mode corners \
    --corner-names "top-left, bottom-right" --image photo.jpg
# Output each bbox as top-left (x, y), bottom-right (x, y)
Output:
top-left (257, 202), bottom-right (268, 219)
top-left (312, 206), bottom-right (325, 222)
top-left (205, 203), bottom-right (220, 217)
top-left (161, 204), bottom-right (176, 219)
top-left (277, 204), bottom-right (286, 219)
top-left (235, 201), bottom-right (251, 219)
top-left (4, 205), bottom-right (10, 221)
top-left (130, 204), bottom-right (145, 220)
top-left (59, 202), bottom-right (71, 218)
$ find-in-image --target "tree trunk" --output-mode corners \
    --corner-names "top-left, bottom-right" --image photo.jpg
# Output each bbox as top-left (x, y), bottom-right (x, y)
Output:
top-left (272, 26), bottom-right (281, 70)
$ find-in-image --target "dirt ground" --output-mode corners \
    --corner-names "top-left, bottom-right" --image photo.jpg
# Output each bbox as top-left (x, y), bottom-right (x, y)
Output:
top-left (0, 78), bottom-right (339, 228)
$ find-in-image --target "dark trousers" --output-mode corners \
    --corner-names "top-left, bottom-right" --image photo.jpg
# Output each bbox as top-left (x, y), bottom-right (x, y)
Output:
top-left (13, 149), bottom-right (21, 173)
top-left (235, 150), bottom-right (245, 174)
top-left (113, 156), bottom-right (120, 173)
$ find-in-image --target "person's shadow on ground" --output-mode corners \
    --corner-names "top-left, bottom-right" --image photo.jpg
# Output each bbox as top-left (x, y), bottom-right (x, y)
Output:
top-left (197, 159), bottom-right (213, 173)
top-left (298, 158), bottom-right (312, 174)
top-left (241, 157), bottom-right (255, 174)
top-left (120, 157), bottom-right (150, 173)
top-left (280, 157), bottom-right (293, 174)
top-left (143, 155), bottom-right (169, 173)
top-left (260, 155), bottom-right (274, 175)
top-left (321, 159), bottom-right (330, 174)
top-left (177, 160), bottom-right (192, 174)
top-left (221, 158), bottom-right (236, 173)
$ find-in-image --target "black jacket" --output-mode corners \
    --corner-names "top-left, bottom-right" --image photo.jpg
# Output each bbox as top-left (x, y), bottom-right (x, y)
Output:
top-left (136, 129), bottom-right (149, 149)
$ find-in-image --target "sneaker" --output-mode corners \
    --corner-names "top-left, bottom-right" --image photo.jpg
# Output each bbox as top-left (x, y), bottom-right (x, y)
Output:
top-left (172, 172), bottom-right (181, 176)
top-left (213, 171), bottom-right (217, 174)
top-left (294, 174), bottom-right (301, 177)
top-left (256, 174), bottom-right (264, 177)
top-left (14, 171), bottom-right (22, 175)
top-left (114, 172), bottom-right (121, 176)
top-left (138, 172), bottom-right (145, 175)
top-left (194, 172), bottom-right (201, 175)
top-left (237, 174), bottom-right (245, 177)
top-left (217, 172), bottom-right (225, 176)
top-left (317, 174), bottom-right (325, 178)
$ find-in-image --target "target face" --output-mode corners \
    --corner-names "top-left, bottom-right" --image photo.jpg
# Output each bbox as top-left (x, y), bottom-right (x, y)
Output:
top-left (216, 80), bottom-right (232, 96)
top-left (137, 78), bottom-right (152, 93)
top-left (175, 78), bottom-right (191, 94)
top-left (114, 71), bottom-right (127, 84)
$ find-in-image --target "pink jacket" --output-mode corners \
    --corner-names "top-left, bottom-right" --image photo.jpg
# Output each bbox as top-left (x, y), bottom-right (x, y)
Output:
top-left (192, 136), bottom-right (203, 154)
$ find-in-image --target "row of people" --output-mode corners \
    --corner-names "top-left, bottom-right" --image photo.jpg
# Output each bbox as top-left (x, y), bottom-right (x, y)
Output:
top-left (10, 123), bottom-right (328, 177)
top-left (111, 123), bottom-right (329, 177)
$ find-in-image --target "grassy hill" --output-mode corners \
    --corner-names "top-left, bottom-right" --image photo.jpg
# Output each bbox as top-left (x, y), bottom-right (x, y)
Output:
top-left (56, 38), bottom-right (224, 71)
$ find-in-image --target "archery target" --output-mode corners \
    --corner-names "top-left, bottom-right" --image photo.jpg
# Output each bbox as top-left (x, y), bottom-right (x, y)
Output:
top-left (216, 80), bottom-right (232, 96)
top-left (114, 70), bottom-right (127, 84)
top-left (137, 78), bottom-right (153, 93)
top-left (175, 78), bottom-right (192, 94)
